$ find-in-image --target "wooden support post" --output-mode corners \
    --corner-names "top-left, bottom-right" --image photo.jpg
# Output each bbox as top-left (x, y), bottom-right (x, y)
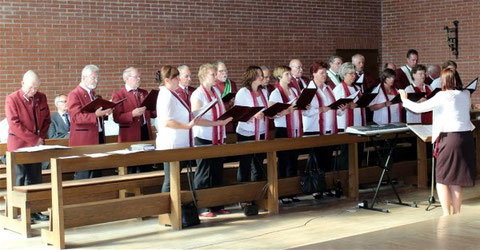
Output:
top-left (416, 137), bottom-right (428, 188)
top-left (6, 151), bottom-right (16, 219)
top-left (168, 161), bottom-right (182, 230)
top-left (118, 166), bottom-right (128, 198)
top-left (266, 151), bottom-right (279, 214)
top-left (348, 143), bottom-right (359, 200)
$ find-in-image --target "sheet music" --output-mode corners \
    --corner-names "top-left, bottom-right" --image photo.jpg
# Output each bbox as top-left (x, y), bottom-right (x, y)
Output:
top-left (15, 145), bottom-right (71, 152)
top-left (407, 125), bottom-right (432, 142)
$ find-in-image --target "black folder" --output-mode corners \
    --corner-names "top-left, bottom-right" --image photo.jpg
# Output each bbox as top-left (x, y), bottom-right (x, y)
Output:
top-left (390, 94), bottom-right (401, 104)
top-left (407, 92), bottom-right (426, 102)
top-left (355, 93), bottom-right (378, 108)
top-left (426, 88), bottom-right (441, 99)
top-left (192, 99), bottom-right (218, 120)
top-left (464, 77), bottom-right (478, 93)
top-left (294, 88), bottom-right (317, 110)
top-left (140, 89), bottom-right (159, 111)
top-left (217, 105), bottom-right (264, 122)
top-left (221, 92), bottom-right (236, 103)
top-left (328, 98), bottom-right (354, 109)
top-left (80, 97), bottom-right (127, 113)
top-left (263, 103), bottom-right (292, 118)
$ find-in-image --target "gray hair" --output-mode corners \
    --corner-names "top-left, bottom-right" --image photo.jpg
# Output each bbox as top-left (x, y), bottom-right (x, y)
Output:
top-left (54, 94), bottom-right (67, 105)
top-left (22, 70), bottom-right (39, 83)
top-left (177, 65), bottom-right (190, 73)
top-left (122, 67), bottom-right (137, 82)
top-left (339, 62), bottom-right (356, 80)
top-left (81, 64), bottom-right (100, 79)
top-left (215, 60), bottom-right (225, 68)
top-left (328, 55), bottom-right (343, 64)
top-left (351, 54), bottom-right (365, 63)
top-left (260, 65), bottom-right (270, 72)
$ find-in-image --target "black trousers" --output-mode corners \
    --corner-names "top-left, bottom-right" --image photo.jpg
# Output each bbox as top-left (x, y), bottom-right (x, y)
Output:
top-left (128, 124), bottom-right (154, 174)
top-left (193, 137), bottom-right (224, 212)
top-left (275, 128), bottom-right (299, 178)
top-left (161, 160), bottom-right (189, 193)
top-left (74, 131), bottom-right (104, 180)
top-left (303, 131), bottom-right (335, 172)
top-left (236, 133), bottom-right (266, 182)
top-left (15, 163), bottom-right (42, 186)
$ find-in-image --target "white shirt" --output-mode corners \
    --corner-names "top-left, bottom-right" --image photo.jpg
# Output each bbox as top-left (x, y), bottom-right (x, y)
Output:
top-left (430, 77), bottom-right (442, 89)
top-left (155, 86), bottom-right (191, 150)
top-left (369, 85), bottom-right (401, 125)
top-left (333, 83), bottom-right (363, 129)
top-left (190, 86), bottom-right (226, 141)
top-left (302, 81), bottom-right (336, 134)
top-left (327, 69), bottom-right (341, 86)
top-left (234, 87), bottom-right (268, 136)
top-left (269, 87), bottom-right (301, 136)
top-left (402, 90), bottom-right (474, 143)
top-left (0, 118), bottom-right (8, 143)
top-left (404, 83), bottom-right (432, 124)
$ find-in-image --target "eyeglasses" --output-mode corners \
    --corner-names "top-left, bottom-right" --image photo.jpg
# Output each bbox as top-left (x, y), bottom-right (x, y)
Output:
top-left (128, 75), bottom-right (141, 80)
top-left (218, 70), bottom-right (228, 74)
top-left (292, 66), bottom-right (303, 70)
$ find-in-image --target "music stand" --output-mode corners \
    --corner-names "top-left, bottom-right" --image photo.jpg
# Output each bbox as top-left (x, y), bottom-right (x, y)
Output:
top-left (346, 123), bottom-right (418, 213)
top-left (407, 125), bottom-right (440, 211)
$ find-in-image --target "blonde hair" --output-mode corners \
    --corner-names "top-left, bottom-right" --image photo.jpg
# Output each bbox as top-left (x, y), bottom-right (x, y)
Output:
top-left (198, 63), bottom-right (217, 83)
top-left (273, 65), bottom-right (291, 80)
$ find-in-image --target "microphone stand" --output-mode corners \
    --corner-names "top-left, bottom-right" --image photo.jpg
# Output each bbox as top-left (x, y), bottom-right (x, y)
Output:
top-left (426, 144), bottom-right (439, 211)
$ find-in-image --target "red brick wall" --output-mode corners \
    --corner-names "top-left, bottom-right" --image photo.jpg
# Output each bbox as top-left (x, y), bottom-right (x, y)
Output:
top-left (382, 0), bottom-right (480, 103)
top-left (0, 0), bottom-right (382, 119)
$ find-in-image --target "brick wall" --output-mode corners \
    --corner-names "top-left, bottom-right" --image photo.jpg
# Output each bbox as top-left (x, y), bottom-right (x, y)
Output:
top-left (0, 0), bottom-right (381, 119)
top-left (382, 0), bottom-right (480, 103)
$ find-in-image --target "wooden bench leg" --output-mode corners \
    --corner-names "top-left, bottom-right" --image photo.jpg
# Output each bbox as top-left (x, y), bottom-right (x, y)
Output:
top-left (266, 151), bottom-right (279, 214)
top-left (416, 138), bottom-right (427, 188)
top-left (159, 161), bottom-right (182, 230)
top-left (348, 143), bottom-right (359, 200)
top-left (20, 203), bottom-right (32, 238)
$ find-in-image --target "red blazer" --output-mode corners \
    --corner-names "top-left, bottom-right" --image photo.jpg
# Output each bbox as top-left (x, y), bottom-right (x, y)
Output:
top-left (5, 89), bottom-right (51, 151)
top-left (325, 77), bottom-right (337, 90)
top-left (174, 85), bottom-right (196, 106)
top-left (68, 85), bottom-right (104, 146)
top-left (424, 76), bottom-right (434, 85)
top-left (394, 68), bottom-right (410, 90)
top-left (215, 78), bottom-right (238, 96)
top-left (289, 76), bottom-right (309, 93)
top-left (112, 87), bottom-right (155, 143)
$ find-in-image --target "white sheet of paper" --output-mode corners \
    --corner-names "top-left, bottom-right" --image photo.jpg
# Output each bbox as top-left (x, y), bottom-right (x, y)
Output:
top-left (84, 153), bottom-right (111, 158)
top-left (15, 145), bottom-right (71, 152)
top-left (407, 125), bottom-right (432, 142)
top-left (108, 149), bottom-right (136, 155)
top-left (356, 73), bottom-right (364, 83)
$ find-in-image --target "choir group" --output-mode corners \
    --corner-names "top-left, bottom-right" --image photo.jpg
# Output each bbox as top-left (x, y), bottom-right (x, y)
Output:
top-left (5, 48), bottom-right (475, 219)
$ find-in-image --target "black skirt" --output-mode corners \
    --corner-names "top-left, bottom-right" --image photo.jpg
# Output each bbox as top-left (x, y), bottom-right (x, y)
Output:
top-left (436, 131), bottom-right (476, 187)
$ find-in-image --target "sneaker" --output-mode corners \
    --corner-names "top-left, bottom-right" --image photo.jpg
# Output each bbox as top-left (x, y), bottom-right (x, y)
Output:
top-left (199, 211), bottom-right (215, 217)
top-left (291, 197), bottom-right (301, 202)
top-left (217, 209), bottom-right (231, 215)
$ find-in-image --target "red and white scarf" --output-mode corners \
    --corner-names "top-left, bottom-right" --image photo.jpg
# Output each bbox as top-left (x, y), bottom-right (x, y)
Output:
top-left (275, 82), bottom-right (303, 138)
top-left (201, 85), bottom-right (225, 145)
top-left (168, 89), bottom-right (193, 147)
top-left (341, 81), bottom-right (366, 127)
top-left (380, 84), bottom-right (402, 123)
top-left (314, 83), bottom-right (338, 134)
top-left (249, 88), bottom-right (269, 141)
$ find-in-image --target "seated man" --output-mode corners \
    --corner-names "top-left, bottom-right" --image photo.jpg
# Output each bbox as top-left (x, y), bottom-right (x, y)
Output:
top-left (48, 94), bottom-right (70, 139)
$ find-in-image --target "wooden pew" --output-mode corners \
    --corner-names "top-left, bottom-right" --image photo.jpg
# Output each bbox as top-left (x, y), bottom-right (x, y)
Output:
top-left (0, 139), bottom-right (153, 237)
top-left (41, 131), bottom-right (418, 248)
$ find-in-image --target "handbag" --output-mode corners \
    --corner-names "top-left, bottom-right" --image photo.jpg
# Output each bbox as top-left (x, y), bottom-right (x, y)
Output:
top-left (181, 162), bottom-right (200, 228)
top-left (300, 150), bottom-right (326, 195)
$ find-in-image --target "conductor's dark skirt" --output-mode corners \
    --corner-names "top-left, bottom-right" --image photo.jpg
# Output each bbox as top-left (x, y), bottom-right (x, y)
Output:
top-left (436, 131), bottom-right (476, 187)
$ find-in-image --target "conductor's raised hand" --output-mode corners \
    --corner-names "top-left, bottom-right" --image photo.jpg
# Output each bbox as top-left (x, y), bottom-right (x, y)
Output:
top-left (398, 89), bottom-right (408, 100)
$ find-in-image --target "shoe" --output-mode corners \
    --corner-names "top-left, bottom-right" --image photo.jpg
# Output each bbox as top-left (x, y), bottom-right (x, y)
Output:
top-left (280, 198), bottom-right (291, 204)
top-left (217, 209), bottom-right (230, 215)
top-left (199, 212), bottom-right (215, 217)
top-left (313, 193), bottom-right (323, 200)
top-left (291, 197), bottom-right (301, 202)
top-left (31, 212), bottom-right (49, 221)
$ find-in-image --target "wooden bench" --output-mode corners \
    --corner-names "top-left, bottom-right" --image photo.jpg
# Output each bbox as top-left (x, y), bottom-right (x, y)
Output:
top-left (41, 131), bottom-right (425, 248)
top-left (0, 139), bottom-right (153, 237)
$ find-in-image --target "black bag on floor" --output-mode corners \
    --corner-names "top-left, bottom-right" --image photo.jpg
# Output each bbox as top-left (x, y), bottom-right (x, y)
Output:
top-left (243, 203), bottom-right (259, 216)
top-left (301, 150), bottom-right (326, 195)
top-left (182, 162), bottom-right (200, 228)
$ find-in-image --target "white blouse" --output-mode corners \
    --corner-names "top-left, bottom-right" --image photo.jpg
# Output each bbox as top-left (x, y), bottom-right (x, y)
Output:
top-left (155, 86), bottom-right (191, 150)
top-left (302, 81), bottom-right (337, 134)
top-left (369, 85), bottom-right (401, 125)
top-left (234, 87), bottom-right (268, 137)
top-left (404, 83), bottom-right (432, 124)
top-left (402, 90), bottom-right (474, 143)
top-left (190, 86), bottom-right (226, 141)
top-left (333, 83), bottom-right (363, 129)
top-left (269, 87), bottom-right (301, 136)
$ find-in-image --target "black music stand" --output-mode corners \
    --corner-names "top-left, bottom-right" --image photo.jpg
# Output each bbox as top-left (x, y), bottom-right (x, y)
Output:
top-left (407, 125), bottom-right (440, 211)
top-left (346, 123), bottom-right (418, 213)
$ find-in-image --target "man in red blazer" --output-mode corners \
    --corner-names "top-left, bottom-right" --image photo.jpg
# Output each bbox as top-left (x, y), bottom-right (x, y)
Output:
top-left (5, 70), bottom-right (51, 222)
top-left (352, 54), bottom-right (378, 92)
top-left (289, 59), bottom-right (309, 93)
top-left (112, 67), bottom-right (155, 173)
top-left (394, 49), bottom-right (419, 89)
top-left (175, 65), bottom-right (196, 106)
top-left (68, 65), bottom-right (112, 179)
